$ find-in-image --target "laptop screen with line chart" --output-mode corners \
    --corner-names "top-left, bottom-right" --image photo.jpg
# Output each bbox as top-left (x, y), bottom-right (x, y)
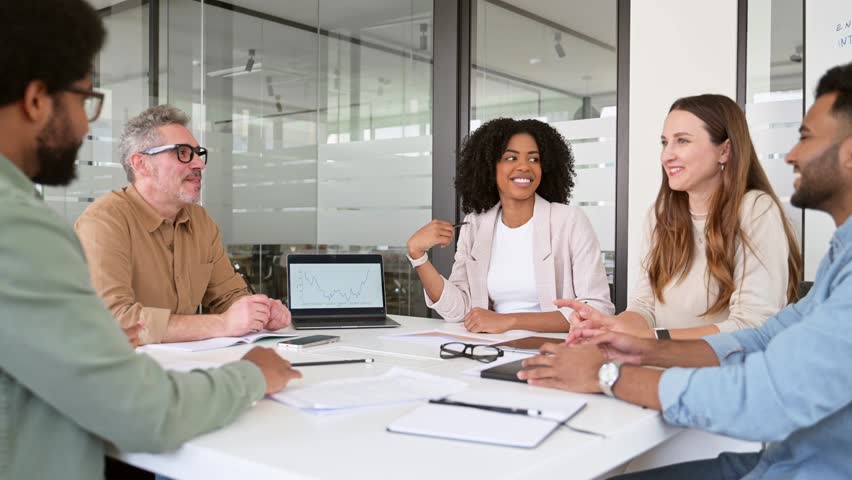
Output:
top-left (290, 262), bottom-right (383, 310)
top-left (286, 254), bottom-right (400, 329)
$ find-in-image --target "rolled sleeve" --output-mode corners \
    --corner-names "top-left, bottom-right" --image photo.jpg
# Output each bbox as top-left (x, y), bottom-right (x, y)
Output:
top-left (138, 306), bottom-right (172, 345)
top-left (425, 276), bottom-right (468, 322)
top-left (703, 333), bottom-right (747, 366)
top-left (659, 367), bottom-right (697, 425)
top-left (202, 224), bottom-right (249, 314)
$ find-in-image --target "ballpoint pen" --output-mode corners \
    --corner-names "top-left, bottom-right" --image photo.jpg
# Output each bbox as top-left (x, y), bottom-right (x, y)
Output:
top-left (290, 359), bottom-right (375, 367)
top-left (452, 222), bottom-right (469, 228)
top-left (234, 263), bottom-right (257, 294)
top-left (428, 398), bottom-right (558, 418)
top-left (242, 275), bottom-right (257, 295)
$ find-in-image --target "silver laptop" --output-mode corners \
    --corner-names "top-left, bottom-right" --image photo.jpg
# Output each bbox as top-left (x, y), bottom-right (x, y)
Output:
top-left (286, 254), bottom-right (401, 330)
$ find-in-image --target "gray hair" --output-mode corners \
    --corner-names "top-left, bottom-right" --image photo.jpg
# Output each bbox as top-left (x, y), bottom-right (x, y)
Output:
top-left (118, 105), bottom-right (191, 183)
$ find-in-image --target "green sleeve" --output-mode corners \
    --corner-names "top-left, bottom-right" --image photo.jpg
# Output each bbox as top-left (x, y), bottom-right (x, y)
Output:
top-left (0, 199), bottom-right (266, 452)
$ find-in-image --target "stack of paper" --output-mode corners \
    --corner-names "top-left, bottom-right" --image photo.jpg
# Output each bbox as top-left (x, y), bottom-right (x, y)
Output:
top-left (271, 367), bottom-right (467, 414)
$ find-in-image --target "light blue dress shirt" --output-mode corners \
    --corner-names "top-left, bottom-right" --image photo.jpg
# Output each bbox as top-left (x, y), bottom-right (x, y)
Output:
top-left (659, 215), bottom-right (852, 479)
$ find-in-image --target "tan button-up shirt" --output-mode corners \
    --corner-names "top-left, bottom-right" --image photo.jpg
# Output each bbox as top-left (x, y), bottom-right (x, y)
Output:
top-left (75, 184), bottom-right (248, 344)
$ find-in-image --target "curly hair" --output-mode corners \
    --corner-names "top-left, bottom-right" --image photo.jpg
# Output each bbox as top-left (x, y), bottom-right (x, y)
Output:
top-left (455, 118), bottom-right (576, 214)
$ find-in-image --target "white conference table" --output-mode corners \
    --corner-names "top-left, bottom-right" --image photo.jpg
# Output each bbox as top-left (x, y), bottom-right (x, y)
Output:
top-left (118, 315), bottom-right (681, 480)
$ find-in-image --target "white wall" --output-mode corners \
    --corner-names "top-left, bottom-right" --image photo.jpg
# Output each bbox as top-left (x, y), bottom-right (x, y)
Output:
top-left (627, 0), bottom-right (739, 295)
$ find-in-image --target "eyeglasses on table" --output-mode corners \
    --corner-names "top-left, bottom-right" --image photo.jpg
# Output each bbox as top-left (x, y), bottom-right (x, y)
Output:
top-left (439, 342), bottom-right (504, 363)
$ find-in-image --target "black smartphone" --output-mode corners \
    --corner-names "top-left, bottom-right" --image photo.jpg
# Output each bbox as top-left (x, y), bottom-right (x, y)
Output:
top-left (277, 335), bottom-right (340, 350)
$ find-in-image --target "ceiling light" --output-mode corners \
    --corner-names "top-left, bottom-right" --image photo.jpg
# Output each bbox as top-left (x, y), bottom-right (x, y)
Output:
top-left (554, 32), bottom-right (565, 58)
top-left (529, 58), bottom-right (542, 65)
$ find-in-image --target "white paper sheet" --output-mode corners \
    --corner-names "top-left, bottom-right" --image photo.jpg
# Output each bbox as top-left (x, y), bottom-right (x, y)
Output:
top-left (270, 367), bottom-right (467, 411)
top-left (383, 324), bottom-right (535, 348)
top-left (140, 331), bottom-right (298, 352)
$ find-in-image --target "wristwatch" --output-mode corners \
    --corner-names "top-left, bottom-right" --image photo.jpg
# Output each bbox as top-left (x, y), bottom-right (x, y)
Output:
top-left (654, 328), bottom-right (671, 340)
top-left (598, 361), bottom-right (623, 398)
top-left (406, 252), bottom-right (429, 268)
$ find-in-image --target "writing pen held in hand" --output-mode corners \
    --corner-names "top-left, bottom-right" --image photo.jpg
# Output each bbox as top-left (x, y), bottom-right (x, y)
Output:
top-left (241, 273), bottom-right (257, 295)
top-left (234, 262), bottom-right (257, 294)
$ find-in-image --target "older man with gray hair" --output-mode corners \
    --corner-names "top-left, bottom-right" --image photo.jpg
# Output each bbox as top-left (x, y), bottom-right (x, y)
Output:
top-left (76, 105), bottom-right (291, 345)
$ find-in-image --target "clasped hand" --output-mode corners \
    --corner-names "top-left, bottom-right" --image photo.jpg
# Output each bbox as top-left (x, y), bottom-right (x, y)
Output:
top-left (222, 294), bottom-right (292, 336)
top-left (516, 299), bottom-right (660, 392)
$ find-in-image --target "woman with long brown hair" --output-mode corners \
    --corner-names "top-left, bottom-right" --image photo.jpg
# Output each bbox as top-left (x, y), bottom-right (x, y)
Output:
top-left (567, 94), bottom-right (802, 339)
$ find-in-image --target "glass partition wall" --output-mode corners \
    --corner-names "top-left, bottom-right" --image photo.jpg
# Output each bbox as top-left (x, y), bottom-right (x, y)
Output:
top-left (68, 0), bottom-right (434, 316)
top-left (745, 0), bottom-right (804, 254)
top-left (67, 0), bottom-right (619, 315)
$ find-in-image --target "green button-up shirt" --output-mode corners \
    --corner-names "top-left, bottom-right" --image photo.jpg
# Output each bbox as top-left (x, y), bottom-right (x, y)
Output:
top-left (0, 155), bottom-right (266, 479)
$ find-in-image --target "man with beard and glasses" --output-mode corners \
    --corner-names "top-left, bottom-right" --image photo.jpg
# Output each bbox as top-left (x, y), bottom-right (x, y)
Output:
top-left (517, 62), bottom-right (852, 480)
top-left (75, 105), bottom-right (292, 345)
top-left (0, 2), bottom-right (302, 479)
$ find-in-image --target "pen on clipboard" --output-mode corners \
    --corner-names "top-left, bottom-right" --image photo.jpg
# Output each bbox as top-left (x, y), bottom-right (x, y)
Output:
top-left (428, 398), bottom-right (560, 418)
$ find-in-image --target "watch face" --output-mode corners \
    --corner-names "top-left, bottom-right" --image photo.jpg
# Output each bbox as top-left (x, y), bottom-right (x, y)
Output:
top-left (599, 362), bottom-right (618, 384)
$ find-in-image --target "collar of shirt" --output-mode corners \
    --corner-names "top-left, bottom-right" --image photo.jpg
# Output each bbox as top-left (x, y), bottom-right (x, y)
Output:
top-left (125, 183), bottom-right (193, 234)
top-left (829, 214), bottom-right (852, 263)
top-left (0, 154), bottom-right (38, 196)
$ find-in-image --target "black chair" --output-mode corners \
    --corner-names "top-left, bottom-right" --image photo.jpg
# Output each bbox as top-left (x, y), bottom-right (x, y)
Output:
top-left (798, 281), bottom-right (814, 300)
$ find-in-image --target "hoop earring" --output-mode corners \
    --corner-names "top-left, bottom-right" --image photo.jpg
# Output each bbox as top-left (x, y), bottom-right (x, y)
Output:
top-left (720, 163), bottom-right (726, 172)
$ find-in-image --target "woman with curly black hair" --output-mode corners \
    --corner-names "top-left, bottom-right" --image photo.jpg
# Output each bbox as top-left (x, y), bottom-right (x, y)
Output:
top-left (406, 118), bottom-right (614, 333)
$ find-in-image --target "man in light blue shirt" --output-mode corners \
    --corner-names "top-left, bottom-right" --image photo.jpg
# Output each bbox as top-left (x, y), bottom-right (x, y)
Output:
top-left (520, 62), bottom-right (852, 479)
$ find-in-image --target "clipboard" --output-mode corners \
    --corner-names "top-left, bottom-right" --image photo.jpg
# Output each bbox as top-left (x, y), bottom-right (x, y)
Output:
top-left (387, 391), bottom-right (587, 448)
top-left (386, 403), bottom-right (564, 448)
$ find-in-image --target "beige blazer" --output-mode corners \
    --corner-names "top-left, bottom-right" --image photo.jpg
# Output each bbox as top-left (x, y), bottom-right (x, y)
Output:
top-left (427, 194), bottom-right (615, 322)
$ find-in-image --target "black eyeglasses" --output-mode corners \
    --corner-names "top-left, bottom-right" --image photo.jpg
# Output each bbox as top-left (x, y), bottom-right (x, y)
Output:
top-left (140, 144), bottom-right (208, 165)
top-left (440, 342), bottom-right (504, 363)
top-left (64, 86), bottom-right (105, 122)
